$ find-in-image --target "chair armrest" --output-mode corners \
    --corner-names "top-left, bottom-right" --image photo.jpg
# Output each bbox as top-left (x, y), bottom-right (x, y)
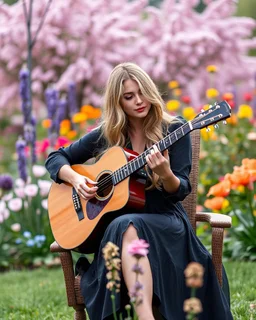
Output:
top-left (196, 212), bottom-right (232, 228)
top-left (50, 241), bottom-right (69, 252)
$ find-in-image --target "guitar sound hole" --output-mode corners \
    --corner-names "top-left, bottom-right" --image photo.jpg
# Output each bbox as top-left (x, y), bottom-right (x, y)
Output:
top-left (96, 172), bottom-right (113, 198)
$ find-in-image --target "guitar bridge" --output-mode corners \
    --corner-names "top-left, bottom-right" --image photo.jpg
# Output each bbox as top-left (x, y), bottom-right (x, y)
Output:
top-left (72, 188), bottom-right (84, 221)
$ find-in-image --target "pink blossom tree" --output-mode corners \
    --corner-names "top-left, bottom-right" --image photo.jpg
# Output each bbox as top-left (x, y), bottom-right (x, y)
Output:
top-left (0, 0), bottom-right (256, 116)
top-left (138, 0), bottom-right (256, 105)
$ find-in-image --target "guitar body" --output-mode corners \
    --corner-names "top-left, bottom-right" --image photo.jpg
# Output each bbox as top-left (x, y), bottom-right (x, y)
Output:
top-left (48, 146), bottom-right (146, 250)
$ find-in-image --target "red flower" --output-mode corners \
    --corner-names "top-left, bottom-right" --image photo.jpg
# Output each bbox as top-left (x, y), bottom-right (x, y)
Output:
top-left (243, 92), bottom-right (253, 102)
top-left (181, 96), bottom-right (191, 104)
top-left (228, 100), bottom-right (235, 109)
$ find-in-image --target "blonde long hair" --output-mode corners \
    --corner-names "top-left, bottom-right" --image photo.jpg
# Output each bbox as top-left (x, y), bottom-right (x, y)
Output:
top-left (101, 62), bottom-right (176, 188)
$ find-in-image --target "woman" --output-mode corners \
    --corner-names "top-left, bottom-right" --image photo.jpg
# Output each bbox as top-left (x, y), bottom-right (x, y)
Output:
top-left (45, 62), bottom-right (233, 319)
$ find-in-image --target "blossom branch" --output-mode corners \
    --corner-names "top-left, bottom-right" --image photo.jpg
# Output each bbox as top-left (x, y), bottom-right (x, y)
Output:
top-left (31, 0), bottom-right (53, 48)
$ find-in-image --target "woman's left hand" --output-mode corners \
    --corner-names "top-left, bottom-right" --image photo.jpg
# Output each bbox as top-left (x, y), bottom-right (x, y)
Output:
top-left (145, 145), bottom-right (173, 180)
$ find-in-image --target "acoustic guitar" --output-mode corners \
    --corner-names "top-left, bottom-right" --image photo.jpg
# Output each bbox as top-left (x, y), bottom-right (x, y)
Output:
top-left (48, 101), bottom-right (231, 250)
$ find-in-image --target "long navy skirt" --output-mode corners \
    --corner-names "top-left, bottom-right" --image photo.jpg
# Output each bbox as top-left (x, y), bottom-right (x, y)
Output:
top-left (79, 210), bottom-right (233, 320)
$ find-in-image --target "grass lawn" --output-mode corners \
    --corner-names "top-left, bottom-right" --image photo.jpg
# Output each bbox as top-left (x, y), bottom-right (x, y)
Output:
top-left (0, 261), bottom-right (255, 320)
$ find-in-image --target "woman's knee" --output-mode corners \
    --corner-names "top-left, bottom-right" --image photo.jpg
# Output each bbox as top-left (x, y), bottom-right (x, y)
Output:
top-left (123, 224), bottom-right (138, 243)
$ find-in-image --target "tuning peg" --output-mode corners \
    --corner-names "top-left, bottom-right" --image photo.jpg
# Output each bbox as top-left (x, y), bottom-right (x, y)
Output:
top-left (206, 127), bottom-right (211, 132)
top-left (223, 120), bottom-right (227, 125)
top-left (214, 123), bottom-right (219, 129)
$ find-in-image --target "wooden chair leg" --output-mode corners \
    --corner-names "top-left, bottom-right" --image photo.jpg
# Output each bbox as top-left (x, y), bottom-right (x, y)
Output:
top-left (74, 305), bottom-right (86, 320)
top-left (211, 227), bottom-right (224, 287)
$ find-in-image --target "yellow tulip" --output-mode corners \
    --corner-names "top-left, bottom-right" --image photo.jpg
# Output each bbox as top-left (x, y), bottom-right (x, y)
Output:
top-left (206, 88), bottom-right (219, 99)
top-left (72, 112), bottom-right (88, 123)
top-left (237, 104), bottom-right (253, 119)
top-left (166, 100), bottom-right (180, 111)
top-left (182, 107), bottom-right (196, 121)
top-left (206, 65), bottom-right (218, 73)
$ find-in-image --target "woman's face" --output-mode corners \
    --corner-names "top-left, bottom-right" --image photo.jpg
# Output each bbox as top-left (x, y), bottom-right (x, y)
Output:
top-left (120, 79), bottom-right (151, 122)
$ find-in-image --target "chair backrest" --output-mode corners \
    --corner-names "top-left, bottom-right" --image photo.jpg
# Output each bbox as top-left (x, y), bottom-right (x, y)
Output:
top-left (182, 130), bottom-right (200, 231)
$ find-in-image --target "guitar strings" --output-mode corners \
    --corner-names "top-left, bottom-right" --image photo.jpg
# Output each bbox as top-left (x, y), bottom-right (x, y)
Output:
top-left (95, 120), bottom-right (195, 192)
top-left (95, 113), bottom-right (213, 193)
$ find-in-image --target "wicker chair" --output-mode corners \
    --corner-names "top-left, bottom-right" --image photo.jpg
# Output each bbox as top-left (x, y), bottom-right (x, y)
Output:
top-left (50, 130), bottom-right (232, 320)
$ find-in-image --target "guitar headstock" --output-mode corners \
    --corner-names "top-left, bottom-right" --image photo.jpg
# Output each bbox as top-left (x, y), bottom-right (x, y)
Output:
top-left (191, 100), bottom-right (231, 131)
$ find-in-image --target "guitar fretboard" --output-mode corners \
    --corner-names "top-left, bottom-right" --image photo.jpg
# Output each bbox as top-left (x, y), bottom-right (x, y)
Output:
top-left (112, 122), bottom-right (191, 185)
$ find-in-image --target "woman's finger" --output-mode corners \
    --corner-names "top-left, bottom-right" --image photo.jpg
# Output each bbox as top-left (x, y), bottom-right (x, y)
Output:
top-left (85, 176), bottom-right (98, 185)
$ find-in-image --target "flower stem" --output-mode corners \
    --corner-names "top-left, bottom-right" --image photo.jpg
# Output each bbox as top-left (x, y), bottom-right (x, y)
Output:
top-left (111, 293), bottom-right (118, 320)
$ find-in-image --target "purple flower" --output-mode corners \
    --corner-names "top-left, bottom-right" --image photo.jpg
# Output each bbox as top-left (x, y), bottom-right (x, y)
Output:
top-left (16, 138), bottom-right (28, 183)
top-left (132, 264), bottom-right (144, 275)
top-left (56, 97), bottom-right (68, 132)
top-left (0, 174), bottom-right (13, 191)
top-left (129, 281), bottom-right (143, 305)
top-left (45, 87), bottom-right (59, 122)
top-left (67, 81), bottom-right (78, 116)
top-left (19, 68), bottom-right (31, 124)
top-left (45, 87), bottom-right (59, 146)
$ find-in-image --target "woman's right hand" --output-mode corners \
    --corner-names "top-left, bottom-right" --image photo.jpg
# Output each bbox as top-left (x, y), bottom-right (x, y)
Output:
top-left (71, 173), bottom-right (98, 200)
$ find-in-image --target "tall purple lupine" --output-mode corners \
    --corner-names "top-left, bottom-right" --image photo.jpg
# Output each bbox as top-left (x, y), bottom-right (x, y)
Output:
top-left (19, 67), bottom-right (31, 124)
top-left (45, 87), bottom-right (59, 123)
top-left (45, 86), bottom-right (59, 147)
top-left (56, 97), bottom-right (68, 133)
top-left (16, 138), bottom-right (28, 183)
top-left (67, 82), bottom-right (78, 117)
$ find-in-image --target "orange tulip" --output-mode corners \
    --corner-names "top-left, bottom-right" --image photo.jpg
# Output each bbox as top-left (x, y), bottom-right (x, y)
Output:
top-left (204, 197), bottom-right (229, 211)
top-left (60, 119), bottom-right (71, 130)
top-left (207, 180), bottom-right (231, 197)
top-left (42, 119), bottom-right (51, 129)
top-left (81, 105), bottom-right (102, 119)
top-left (227, 114), bottom-right (238, 126)
top-left (224, 171), bottom-right (251, 187)
top-left (66, 130), bottom-right (77, 140)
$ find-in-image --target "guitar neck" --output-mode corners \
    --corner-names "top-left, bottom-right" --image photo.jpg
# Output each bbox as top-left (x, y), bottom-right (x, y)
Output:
top-left (112, 121), bottom-right (192, 185)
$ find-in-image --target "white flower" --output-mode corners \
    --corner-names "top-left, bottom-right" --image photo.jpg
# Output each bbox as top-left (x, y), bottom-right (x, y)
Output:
top-left (8, 198), bottom-right (23, 212)
top-left (38, 179), bottom-right (52, 197)
top-left (24, 184), bottom-right (38, 197)
top-left (247, 132), bottom-right (256, 141)
top-left (41, 199), bottom-right (48, 210)
top-left (0, 200), bottom-right (6, 213)
top-left (14, 188), bottom-right (25, 198)
top-left (32, 165), bottom-right (47, 178)
top-left (15, 178), bottom-right (25, 188)
top-left (11, 223), bottom-right (21, 232)
top-left (0, 201), bottom-right (10, 222)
